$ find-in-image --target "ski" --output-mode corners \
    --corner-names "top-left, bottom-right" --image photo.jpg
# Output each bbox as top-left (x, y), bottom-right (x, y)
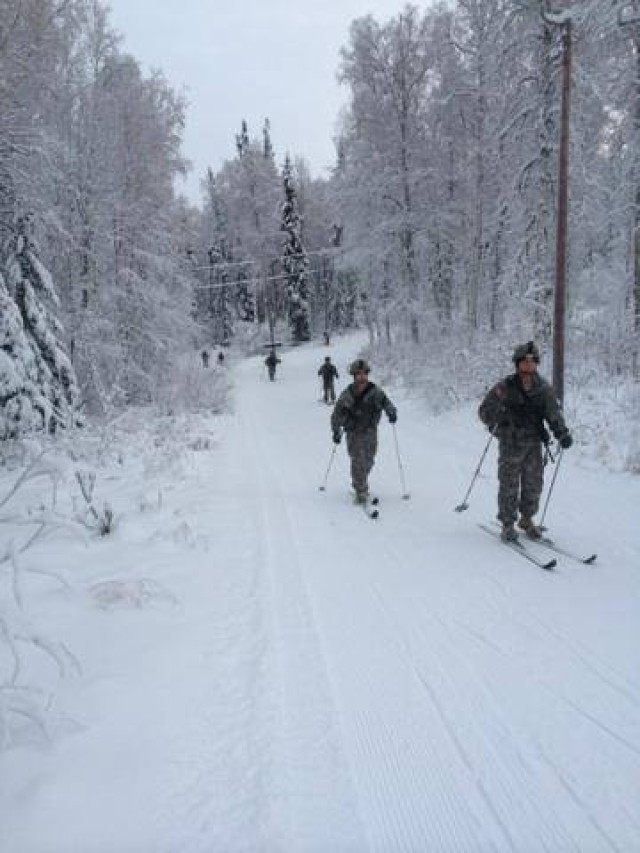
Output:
top-left (533, 535), bottom-right (597, 565)
top-left (490, 522), bottom-right (596, 565)
top-left (478, 524), bottom-right (556, 570)
top-left (363, 496), bottom-right (379, 519)
top-left (363, 503), bottom-right (379, 520)
top-left (353, 494), bottom-right (379, 519)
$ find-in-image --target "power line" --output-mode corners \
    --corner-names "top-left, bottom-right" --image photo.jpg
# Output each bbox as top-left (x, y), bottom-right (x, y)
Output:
top-left (187, 245), bottom-right (344, 274)
top-left (193, 267), bottom-right (335, 293)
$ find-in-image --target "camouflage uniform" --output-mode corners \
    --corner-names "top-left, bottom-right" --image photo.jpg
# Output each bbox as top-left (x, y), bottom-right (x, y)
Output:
top-left (265, 352), bottom-right (280, 381)
top-left (318, 359), bottom-right (339, 403)
top-left (479, 372), bottom-right (569, 526)
top-left (331, 380), bottom-right (396, 498)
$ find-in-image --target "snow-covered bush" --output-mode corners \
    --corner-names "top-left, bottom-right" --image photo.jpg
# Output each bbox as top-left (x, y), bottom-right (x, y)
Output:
top-left (154, 352), bottom-right (232, 415)
top-left (0, 453), bottom-right (81, 750)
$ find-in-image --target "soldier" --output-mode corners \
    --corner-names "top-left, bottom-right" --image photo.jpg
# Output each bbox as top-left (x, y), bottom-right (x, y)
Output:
top-left (318, 356), bottom-right (339, 404)
top-left (331, 358), bottom-right (397, 503)
top-left (265, 349), bottom-right (280, 381)
top-left (478, 341), bottom-right (573, 542)
top-left (201, 349), bottom-right (210, 368)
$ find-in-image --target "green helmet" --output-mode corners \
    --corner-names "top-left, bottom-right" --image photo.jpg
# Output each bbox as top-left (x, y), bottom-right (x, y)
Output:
top-left (513, 341), bottom-right (540, 365)
top-left (349, 358), bottom-right (370, 375)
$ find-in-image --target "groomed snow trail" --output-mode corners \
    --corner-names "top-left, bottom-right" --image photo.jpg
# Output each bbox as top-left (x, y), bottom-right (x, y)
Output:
top-left (229, 340), bottom-right (640, 852)
top-left (1, 337), bottom-right (639, 853)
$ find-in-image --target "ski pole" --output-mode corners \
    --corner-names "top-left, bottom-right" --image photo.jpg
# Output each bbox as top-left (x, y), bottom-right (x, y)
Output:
top-left (539, 447), bottom-right (564, 530)
top-left (392, 424), bottom-right (411, 500)
top-left (454, 428), bottom-right (495, 512)
top-left (318, 444), bottom-right (338, 491)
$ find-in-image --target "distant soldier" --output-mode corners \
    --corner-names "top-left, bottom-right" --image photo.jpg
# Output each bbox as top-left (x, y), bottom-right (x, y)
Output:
top-left (331, 358), bottom-right (397, 503)
top-left (265, 349), bottom-right (281, 381)
top-left (478, 341), bottom-right (573, 542)
top-left (217, 351), bottom-right (225, 366)
top-left (201, 349), bottom-right (210, 368)
top-left (318, 356), bottom-right (339, 404)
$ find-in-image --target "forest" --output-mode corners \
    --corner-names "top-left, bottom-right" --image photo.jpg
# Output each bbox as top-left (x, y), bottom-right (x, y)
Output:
top-left (1, 0), bottom-right (638, 468)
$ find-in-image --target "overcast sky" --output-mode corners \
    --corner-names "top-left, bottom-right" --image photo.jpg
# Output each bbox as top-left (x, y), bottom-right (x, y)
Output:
top-left (106, 0), bottom-right (414, 205)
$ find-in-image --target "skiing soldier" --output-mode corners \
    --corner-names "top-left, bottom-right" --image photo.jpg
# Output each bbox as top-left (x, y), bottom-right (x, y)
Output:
top-left (331, 358), bottom-right (397, 503)
top-left (265, 349), bottom-right (280, 381)
top-left (478, 341), bottom-right (573, 542)
top-left (318, 356), bottom-right (339, 404)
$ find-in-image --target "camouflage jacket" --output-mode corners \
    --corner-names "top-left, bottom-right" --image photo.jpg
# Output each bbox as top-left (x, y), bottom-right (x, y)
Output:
top-left (478, 373), bottom-right (568, 445)
top-left (318, 363), bottom-right (339, 384)
top-left (331, 382), bottom-right (396, 434)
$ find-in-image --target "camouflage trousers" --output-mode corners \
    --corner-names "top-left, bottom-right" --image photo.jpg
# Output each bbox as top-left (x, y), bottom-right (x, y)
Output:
top-left (323, 382), bottom-right (336, 403)
top-left (497, 440), bottom-right (544, 525)
top-left (346, 429), bottom-right (378, 496)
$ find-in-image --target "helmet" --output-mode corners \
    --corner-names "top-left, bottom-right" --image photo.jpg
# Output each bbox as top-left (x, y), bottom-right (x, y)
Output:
top-left (349, 358), bottom-right (370, 375)
top-left (513, 341), bottom-right (540, 365)
top-left (324, 356), bottom-right (331, 362)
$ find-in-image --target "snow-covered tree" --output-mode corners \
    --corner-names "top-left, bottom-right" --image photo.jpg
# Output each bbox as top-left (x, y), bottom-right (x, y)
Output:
top-left (213, 122), bottom-right (281, 330)
top-left (281, 156), bottom-right (310, 342)
top-left (0, 272), bottom-right (47, 439)
top-left (4, 216), bottom-right (80, 434)
top-left (338, 8), bottom-right (434, 343)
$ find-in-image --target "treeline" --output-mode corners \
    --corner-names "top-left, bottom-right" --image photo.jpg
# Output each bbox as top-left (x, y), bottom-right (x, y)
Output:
top-left (1, 1), bottom-right (638, 438)
top-left (333, 1), bottom-right (637, 362)
top-left (1, 0), bottom-right (194, 433)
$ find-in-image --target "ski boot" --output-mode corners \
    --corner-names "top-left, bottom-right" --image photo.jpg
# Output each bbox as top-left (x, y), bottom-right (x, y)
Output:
top-left (500, 522), bottom-right (518, 543)
top-left (518, 516), bottom-right (542, 540)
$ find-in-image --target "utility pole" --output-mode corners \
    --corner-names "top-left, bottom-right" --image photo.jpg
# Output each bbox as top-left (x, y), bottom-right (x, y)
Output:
top-left (541, 1), bottom-right (573, 405)
top-left (554, 15), bottom-right (571, 404)
top-left (618, 1), bottom-right (640, 374)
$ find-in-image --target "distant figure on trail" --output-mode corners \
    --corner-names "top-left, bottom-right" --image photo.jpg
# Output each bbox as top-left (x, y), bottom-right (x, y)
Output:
top-left (323, 331), bottom-right (330, 346)
top-left (331, 358), bottom-right (397, 504)
top-left (201, 350), bottom-right (210, 368)
top-left (217, 351), bottom-right (225, 366)
top-left (265, 349), bottom-right (281, 381)
top-left (318, 356), bottom-right (339, 404)
top-left (478, 341), bottom-right (573, 543)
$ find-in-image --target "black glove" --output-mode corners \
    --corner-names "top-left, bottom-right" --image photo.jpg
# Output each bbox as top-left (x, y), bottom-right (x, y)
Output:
top-left (332, 429), bottom-right (342, 444)
top-left (558, 432), bottom-right (573, 450)
top-left (388, 411), bottom-right (397, 424)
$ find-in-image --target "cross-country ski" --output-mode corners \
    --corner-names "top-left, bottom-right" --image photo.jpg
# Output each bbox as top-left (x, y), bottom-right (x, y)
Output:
top-left (478, 523), bottom-right (557, 571)
top-left (489, 521), bottom-right (597, 565)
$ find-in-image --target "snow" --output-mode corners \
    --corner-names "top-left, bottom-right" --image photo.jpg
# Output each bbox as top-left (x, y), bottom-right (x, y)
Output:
top-left (1, 336), bottom-right (639, 852)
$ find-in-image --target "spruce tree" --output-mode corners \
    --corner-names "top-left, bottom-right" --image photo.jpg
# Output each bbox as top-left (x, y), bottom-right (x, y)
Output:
top-left (0, 272), bottom-right (48, 439)
top-left (281, 157), bottom-right (310, 342)
top-left (5, 216), bottom-right (80, 433)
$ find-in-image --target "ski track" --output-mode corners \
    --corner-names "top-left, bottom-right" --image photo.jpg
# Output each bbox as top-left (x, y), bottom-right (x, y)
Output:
top-left (235, 381), bottom-right (368, 851)
top-left (356, 533), bottom-right (632, 853)
top-left (236, 346), bottom-right (640, 853)
top-left (3, 340), bottom-right (639, 853)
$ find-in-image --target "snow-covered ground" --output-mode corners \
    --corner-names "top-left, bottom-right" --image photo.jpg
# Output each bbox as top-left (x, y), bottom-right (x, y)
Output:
top-left (1, 337), bottom-right (639, 852)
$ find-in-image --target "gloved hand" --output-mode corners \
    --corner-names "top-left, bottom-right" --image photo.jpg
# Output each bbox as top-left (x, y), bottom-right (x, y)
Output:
top-left (388, 411), bottom-right (397, 424)
top-left (332, 429), bottom-right (342, 444)
top-left (558, 432), bottom-right (573, 450)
